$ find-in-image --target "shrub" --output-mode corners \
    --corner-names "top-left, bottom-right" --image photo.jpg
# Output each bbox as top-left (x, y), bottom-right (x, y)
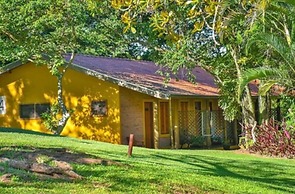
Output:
top-left (41, 103), bottom-right (60, 134)
top-left (190, 136), bottom-right (206, 148)
top-left (211, 135), bottom-right (222, 145)
top-left (246, 120), bottom-right (295, 158)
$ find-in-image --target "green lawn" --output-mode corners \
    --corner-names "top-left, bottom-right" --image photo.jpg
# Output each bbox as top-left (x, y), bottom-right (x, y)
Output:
top-left (0, 128), bottom-right (294, 194)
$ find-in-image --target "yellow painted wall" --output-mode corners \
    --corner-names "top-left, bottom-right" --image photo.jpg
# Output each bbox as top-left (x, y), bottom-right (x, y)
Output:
top-left (62, 68), bottom-right (121, 144)
top-left (0, 62), bottom-right (229, 148)
top-left (0, 63), bottom-right (56, 131)
top-left (0, 62), bottom-right (121, 144)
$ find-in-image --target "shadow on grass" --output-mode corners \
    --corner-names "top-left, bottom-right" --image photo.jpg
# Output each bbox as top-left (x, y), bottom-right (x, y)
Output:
top-left (0, 127), bottom-right (55, 137)
top-left (150, 153), bottom-right (295, 193)
top-left (0, 146), bottom-right (127, 190)
top-left (0, 146), bottom-right (125, 166)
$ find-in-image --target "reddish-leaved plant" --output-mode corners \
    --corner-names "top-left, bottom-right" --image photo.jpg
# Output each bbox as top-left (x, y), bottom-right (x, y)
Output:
top-left (244, 120), bottom-right (295, 158)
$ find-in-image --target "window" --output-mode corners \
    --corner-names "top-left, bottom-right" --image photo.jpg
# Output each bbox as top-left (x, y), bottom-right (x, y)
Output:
top-left (195, 101), bottom-right (202, 111)
top-left (160, 102), bottom-right (169, 134)
top-left (91, 100), bottom-right (107, 116)
top-left (20, 103), bottom-right (50, 119)
top-left (0, 96), bottom-right (6, 115)
top-left (209, 101), bottom-right (213, 111)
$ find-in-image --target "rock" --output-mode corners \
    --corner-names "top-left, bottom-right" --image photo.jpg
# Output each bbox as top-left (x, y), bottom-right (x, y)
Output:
top-left (0, 158), bottom-right (30, 170)
top-left (63, 170), bottom-right (82, 179)
top-left (9, 159), bottom-right (30, 170)
top-left (0, 173), bottom-right (13, 183)
top-left (54, 160), bottom-right (73, 171)
top-left (30, 163), bottom-right (55, 175)
top-left (0, 152), bottom-right (87, 180)
top-left (0, 158), bottom-right (9, 163)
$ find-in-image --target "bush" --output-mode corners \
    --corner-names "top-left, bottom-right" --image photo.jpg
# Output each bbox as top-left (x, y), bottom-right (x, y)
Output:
top-left (190, 136), bottom-right (206, 148)
top-left (41, 103), bottom-right (60, 134)
top-left (246, 120), bottom-right (295, 158)
top-left (211, 135), bottom-right (222, 145)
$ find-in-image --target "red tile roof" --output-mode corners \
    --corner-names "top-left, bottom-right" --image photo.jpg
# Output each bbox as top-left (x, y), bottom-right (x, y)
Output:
top-left (69, 54), bottom-right (219, 99)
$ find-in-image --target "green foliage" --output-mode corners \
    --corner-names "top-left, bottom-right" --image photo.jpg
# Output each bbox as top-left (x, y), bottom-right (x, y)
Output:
top-left (1, 0), bottom-right (134, 135)
top-left (156, 38), bottom-right (197, 83)
top-left (238, 136), bottom-right (255, 150)
top-left (280, 95), bottom-right (295, 130)
top-left (0, 0), bottom-right (131, 64)
top-left (247, 33), bottom-right (293, 64)
top-left (190, 136), bottom-right (206, 148)
top-left (112, 0), bottom-right (295, 126)
top-left (234, 1), bottom-right (295, 125)
top-left (218, 79), bottom-right (241, 121)
top-left (211, 135), bottom-right (222, 145)
top-left (41, 103), bottom-right (60, 134)
top-left (41, 103), bottom-right (73, 134)
top-left (113, 0), bottom-right (266, 123)
top-left (238, 67), bottom-right (288, 98)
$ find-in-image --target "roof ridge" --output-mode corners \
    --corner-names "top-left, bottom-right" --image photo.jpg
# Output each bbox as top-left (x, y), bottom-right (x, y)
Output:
top-left (74, 53), bottom-right (155, 64)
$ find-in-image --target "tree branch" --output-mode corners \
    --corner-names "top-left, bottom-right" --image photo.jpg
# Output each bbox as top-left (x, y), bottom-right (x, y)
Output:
top-left (1, 30), bottom-right (18, 42)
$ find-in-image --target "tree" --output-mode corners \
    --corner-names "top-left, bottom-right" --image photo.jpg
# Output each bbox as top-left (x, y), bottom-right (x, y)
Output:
top-left (239, 1), bottom-right (295, 95)
top-left (111, 0), bottom-right (267, 124)
top-left (237, 0), bottom-right (295, 125)
top-left (0, 0), bottom-right (131, 134)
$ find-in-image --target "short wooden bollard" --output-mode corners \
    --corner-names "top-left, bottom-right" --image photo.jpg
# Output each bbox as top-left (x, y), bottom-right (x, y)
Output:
top-left (128, 134), bottom-right (134, 157)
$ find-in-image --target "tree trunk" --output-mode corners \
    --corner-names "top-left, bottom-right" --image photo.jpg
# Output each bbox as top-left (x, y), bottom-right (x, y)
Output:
top-left (258, 81), bottom-right (271, 124)
top-left (258, 94), bottom-right (271, 124)
top-left (241, 86), bottom-right (256, 126)
top-left (55, 72), bottom-right (70, 135)
top-left (231, 46), bottom-right (256, 148)
top-left (258, 95), bottom-right (266, 124)
top-left (240, 84), bottom-right (256, 148)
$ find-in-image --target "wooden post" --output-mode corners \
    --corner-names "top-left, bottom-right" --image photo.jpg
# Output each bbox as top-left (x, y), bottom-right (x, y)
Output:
top-left (128, 134), bottom-right (134, 157)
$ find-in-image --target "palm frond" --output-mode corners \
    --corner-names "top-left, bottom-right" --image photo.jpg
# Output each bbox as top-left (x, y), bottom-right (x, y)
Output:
top-left (237, 67), bottom-right (283, 98)
top-left (247, 33), bottom-right (293, 66)
top-left (279, 0), bottom-right (295, 7)
top-left (259, 80), bottom-right (277, 96)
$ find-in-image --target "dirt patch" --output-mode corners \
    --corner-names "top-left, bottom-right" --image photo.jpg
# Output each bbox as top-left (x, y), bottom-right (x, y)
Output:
top-left (233, 149), bottom-right (252, 155)
top-left (233, 148), bottom-right (285, 159)
top-left (0, 173), bottom-right (13, 183)
top-left (0, 146), bottom-right (124, 182)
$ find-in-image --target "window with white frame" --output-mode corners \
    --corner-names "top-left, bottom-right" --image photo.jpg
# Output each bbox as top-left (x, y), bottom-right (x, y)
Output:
top-left (0, 96), bottom-right (6, 115)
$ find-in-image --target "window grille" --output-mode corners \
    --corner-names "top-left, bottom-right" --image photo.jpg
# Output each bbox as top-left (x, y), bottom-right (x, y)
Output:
top-left (179, 110), bottom-right (236, 147)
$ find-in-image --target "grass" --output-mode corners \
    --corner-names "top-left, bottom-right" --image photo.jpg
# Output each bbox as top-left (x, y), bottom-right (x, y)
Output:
top-left (0, 127), bottom-right (295, 194)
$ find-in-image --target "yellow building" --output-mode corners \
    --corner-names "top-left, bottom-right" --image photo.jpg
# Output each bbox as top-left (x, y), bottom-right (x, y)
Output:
top-left (0, 55), bottom-right (237, 148)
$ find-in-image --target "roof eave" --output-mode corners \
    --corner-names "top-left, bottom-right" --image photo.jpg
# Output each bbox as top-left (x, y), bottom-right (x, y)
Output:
top-left (170, 94), bottom-right (220, 99)
top-left (71, 64), bottom-right (170, 100)
top-left (0, 60), bottom-right (24, 75)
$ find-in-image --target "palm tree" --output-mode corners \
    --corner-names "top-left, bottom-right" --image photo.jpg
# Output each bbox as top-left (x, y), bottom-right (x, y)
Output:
top-left (237, 0), bottom-right (295, 123)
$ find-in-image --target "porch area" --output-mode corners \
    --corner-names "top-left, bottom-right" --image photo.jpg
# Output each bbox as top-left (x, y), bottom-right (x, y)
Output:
top-left (178, 110), bottom-right (238, 148)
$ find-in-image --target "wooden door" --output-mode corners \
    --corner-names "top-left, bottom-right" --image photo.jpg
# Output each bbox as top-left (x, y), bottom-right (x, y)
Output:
top-left (144, 102), bottom-right (154, 148)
